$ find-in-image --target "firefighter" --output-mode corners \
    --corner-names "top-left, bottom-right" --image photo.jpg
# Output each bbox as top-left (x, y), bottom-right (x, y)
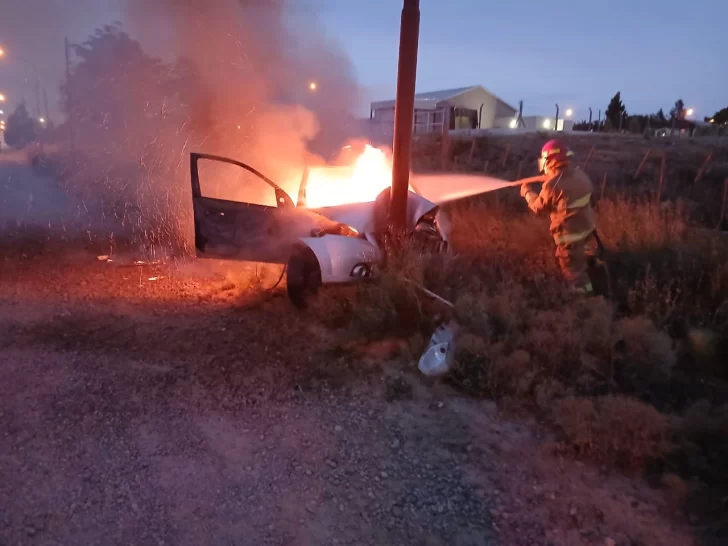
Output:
top-left (520, 139), bottom-right (596, 295)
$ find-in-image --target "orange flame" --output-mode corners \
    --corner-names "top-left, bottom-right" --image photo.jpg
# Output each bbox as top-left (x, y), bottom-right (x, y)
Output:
top-left (304, 144), bottom-right (394, 208)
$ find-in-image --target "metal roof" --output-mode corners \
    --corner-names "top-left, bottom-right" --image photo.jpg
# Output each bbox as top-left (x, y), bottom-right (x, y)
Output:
top-left (412, 86), bottom-right (478, 101)
top-left (371, 85), bottom-right (516, 112)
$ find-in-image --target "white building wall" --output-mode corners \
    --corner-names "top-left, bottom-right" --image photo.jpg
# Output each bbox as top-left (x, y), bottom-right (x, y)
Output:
top-left (444, 87), bottom-right (518, 129)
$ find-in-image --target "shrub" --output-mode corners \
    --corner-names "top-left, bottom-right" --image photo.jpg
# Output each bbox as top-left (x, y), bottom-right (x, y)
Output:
top-left (552, 395), bottom-right (671, 469)
top-left (614, 316), bottom-right (676, 380)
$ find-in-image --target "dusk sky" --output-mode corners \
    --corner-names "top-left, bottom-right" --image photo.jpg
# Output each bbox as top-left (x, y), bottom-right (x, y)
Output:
top-left (0, 0), bottom-right (725, 121)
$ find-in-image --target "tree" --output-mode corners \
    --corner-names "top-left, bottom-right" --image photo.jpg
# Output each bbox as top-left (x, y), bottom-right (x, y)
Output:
top-left (4, 102), bottom-right (37, 149)
top-left (655, 108), bottom-right (666, 123)
top-left (57, 23), bottom-right (197, 247)
top-left (60, 24), bottom-right (182, 138)
top-left (707, 107), bottom-right (728, 125)
top-left (670, 99), bottom-right (685, 120)
top-left (605, 92), bottom-right (627, 131)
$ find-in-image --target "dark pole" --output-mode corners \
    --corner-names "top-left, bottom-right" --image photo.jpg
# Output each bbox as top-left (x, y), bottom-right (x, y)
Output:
top-left (34, 77), bottom-right (41, 120)
top-left (518, 100), bottom-right (524, 127)
top-left (588, 107), bottom-right (593, 131)
top-left (389, 0), bottom-right (420, 232)
top-left (65, 37), bottom-right (75, 155)
top-left (43, 88), bottom-right (50, 123)
top-left (554, 104), bottom-right (559, 131)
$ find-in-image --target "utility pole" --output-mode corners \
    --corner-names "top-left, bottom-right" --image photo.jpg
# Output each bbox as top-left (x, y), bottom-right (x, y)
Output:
top-left (517, 100), bottom-right (524, 128)
top-left (588, 107), bottom-right (593, 131)
top-left (43, 88), bottom-right (50, 124)
top-left (34, 78), bottom-right (41, 120)
top-left (389, 0), bottom-right (420, 232)
top-left (597, 109), bottom-right (601, 132)
top-left (554, 104), bottom-right (559, 132)
top-left (65, 37), bottom-right (75, 155)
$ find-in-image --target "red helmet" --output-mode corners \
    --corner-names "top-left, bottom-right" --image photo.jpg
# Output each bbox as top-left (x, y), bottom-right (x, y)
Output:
top-left (539, 139), bottom-right (573, 173)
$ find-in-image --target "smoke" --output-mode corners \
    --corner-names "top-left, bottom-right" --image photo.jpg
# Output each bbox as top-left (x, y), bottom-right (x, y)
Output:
top-left (1, 0), bottom-right (366, 250)
top-left (124, 0), bottom-right (362, 188)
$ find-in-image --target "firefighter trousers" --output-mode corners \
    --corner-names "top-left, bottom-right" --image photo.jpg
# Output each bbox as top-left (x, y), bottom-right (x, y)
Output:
top-left (554, 238), bottom-right (593, 292)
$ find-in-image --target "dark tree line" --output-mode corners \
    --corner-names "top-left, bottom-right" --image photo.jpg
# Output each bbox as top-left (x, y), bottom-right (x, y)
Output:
top-left (573, 92), bottom-right (727, 133)
top-left (2, 102), bottom-right (50, 149)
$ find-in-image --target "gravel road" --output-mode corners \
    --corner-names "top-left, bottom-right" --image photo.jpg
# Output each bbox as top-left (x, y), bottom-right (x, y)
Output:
top-left (0, 250), bottom-right (699, 546)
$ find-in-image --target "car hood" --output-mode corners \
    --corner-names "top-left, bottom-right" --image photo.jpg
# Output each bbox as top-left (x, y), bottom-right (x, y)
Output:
top-left (309, 190), bottom-right (438, 234)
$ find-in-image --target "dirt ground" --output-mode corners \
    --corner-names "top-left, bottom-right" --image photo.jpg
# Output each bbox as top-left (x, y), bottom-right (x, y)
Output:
top-left (0, 248), bottom-right (700, 546)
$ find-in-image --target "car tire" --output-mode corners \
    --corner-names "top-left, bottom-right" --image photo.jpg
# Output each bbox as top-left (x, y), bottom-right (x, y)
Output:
top-left (287, 244), bottom-right (322, 309)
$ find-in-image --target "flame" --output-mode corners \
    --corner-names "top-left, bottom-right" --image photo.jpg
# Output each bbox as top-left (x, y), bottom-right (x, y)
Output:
top-left (304, 144), bottom-right (394, 208)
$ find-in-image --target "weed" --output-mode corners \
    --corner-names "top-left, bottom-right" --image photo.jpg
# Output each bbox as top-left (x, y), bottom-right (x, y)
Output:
top-left (552, 395), bottom-right (671, 469)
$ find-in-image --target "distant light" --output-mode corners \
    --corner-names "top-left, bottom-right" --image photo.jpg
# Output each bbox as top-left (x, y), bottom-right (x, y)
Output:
top-left (509, 119), bottom-right (517, 128)
top-left (0, 110), bottom-right (3, 115)
top-left (39, 117), bottom-right (45, 124)
top-left (709, 118), bottom-right (715, 123)
top-left (309, 81), bottom-right (317, 91)
top-left (0, 48), bottom-right (4, 57)
top-left (686, 108), bottom-right (694, 116)
top-left (0, 94), bottom-right (5, 102)
top-left (543, 119), bottom-right (551, 129)
top-left (237, 125), bottom-right (241, 129)
top-left (565, 108), bottom-right (573, 117)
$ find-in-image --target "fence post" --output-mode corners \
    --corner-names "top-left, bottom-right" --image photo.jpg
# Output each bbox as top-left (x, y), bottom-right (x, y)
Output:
top-left (656, 151), bottom-right (666, 205)
top-left (717, 178), bottom-right (728, 231)
top-left (501, 143), bottom-right (511, 169)
top-left (468, 139), bottom-right (477, 165)
top-left (583, 144), bottom-right (596, 169)
top-left (633, 149), bottom-right (651, 180)
top-left (440, 116), bottom-right (450, 171)
top-left (694, 151), bottom-right (713, 184)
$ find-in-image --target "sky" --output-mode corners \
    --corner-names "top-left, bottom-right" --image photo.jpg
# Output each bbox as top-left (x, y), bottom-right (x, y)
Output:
top-left (0, 0), bottom-right (725, 122)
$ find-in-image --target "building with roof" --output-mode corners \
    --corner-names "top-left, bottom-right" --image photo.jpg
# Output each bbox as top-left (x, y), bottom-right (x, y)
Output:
top-left (369, 85), bottom-right (517, 134)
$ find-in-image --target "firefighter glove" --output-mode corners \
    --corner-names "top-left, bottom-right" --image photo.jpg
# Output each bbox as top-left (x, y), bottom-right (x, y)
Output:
top-left (520, 183), bottom-right (532, 198)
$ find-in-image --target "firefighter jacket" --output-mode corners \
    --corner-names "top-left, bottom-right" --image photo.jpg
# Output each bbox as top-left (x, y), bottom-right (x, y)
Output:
top-left (524, 166), bottom-right (596, 245)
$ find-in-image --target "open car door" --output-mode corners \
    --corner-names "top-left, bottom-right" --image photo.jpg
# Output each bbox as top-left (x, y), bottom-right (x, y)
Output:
top-left (190, 153), bottom-right (299, 264)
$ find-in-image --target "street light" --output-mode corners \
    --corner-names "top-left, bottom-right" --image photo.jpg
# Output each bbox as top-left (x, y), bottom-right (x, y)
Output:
top-left (686, 108), bottom-right (694, 117)
top-left (39, 117), bottom-right (46, 124)
top-left (0, 47), bottom-right (50, 121)
top-left (565, 108), bottom-right (573, 117)
top-left (308, 81), bottom-right (317, 91)
top-left (0, 94), bottom-right (5, 102)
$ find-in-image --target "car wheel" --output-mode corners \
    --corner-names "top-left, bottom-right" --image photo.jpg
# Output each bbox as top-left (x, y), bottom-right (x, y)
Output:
top-left (287, 244), bottom-right (322, 309)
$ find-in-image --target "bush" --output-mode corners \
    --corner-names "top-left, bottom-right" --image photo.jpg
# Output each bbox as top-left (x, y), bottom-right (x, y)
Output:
top-left (615, 316), bottom-right (676, 380)
top-left (552, 395), bottom-right (671, 469)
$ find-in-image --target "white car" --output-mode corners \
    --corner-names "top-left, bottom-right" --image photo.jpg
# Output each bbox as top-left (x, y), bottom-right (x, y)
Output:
top-left (189, 152), bottom-right (514, 306)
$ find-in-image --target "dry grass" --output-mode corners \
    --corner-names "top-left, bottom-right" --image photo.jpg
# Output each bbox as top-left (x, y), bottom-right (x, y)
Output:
top-left (552, 395), bottom-right (671, 469)
top-left (306, 179), bottom-right (728, 524)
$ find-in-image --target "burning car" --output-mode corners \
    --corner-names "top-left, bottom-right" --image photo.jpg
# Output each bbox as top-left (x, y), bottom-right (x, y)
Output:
top-left (189, 144), bottom-right (517, 306)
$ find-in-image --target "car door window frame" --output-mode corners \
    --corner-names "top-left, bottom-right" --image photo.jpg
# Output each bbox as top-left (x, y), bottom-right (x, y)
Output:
top-left (190, 152), bottom-right (294, 209)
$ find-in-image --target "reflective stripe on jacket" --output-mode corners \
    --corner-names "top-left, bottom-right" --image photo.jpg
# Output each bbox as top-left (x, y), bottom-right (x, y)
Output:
top-left (525, 166), bottom-right (596, 244)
